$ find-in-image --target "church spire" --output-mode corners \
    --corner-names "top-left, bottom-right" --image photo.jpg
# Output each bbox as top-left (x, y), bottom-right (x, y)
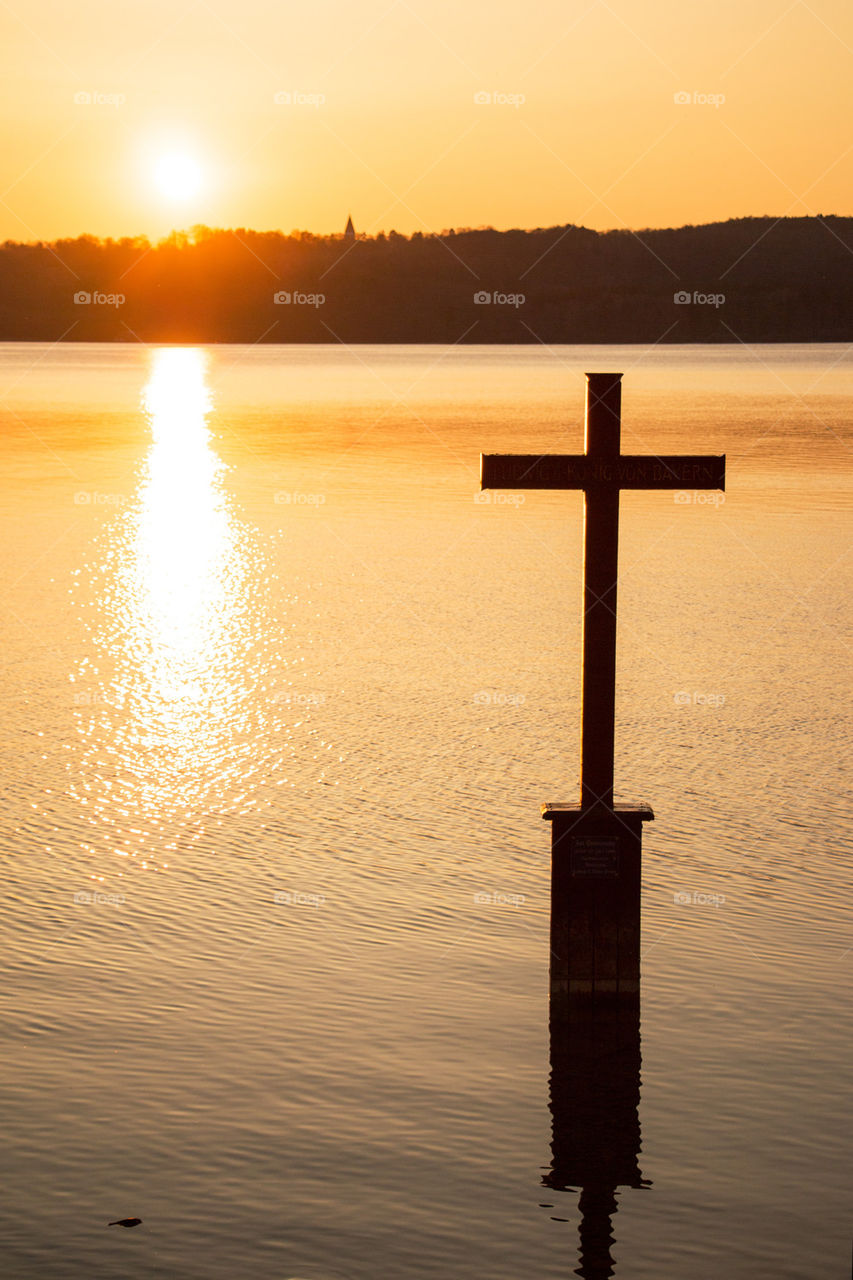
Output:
top-left (344, 214), bottom-right (355, 241)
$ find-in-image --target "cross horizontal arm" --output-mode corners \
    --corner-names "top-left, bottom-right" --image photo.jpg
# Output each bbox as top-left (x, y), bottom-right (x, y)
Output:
top-left (481, 453), bottom-right (726, 491)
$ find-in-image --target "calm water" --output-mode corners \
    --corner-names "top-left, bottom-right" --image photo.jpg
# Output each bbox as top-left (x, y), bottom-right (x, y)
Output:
top-left (1, 343), bottom-right (850, 1279)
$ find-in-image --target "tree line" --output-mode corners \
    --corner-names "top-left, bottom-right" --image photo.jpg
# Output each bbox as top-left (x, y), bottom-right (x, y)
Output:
top-left (0, 216), bottom-right (850, 343)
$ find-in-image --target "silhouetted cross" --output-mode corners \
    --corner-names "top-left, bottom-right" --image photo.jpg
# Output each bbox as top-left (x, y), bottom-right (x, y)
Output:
top-left (481, 372), bottom-right (725, 811)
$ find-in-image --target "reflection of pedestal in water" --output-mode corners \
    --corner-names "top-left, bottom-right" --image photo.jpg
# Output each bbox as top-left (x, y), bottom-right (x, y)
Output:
top-left (544, 997), bottom-right (648, 1280)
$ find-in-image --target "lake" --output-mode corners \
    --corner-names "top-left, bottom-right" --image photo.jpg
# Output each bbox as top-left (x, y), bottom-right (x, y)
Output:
top-left (1, 342), bottom-right (850, 1279)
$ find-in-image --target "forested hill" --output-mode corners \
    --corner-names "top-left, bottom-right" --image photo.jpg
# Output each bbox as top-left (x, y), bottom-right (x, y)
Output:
top-left (1, 216), bottom-right (850, 343)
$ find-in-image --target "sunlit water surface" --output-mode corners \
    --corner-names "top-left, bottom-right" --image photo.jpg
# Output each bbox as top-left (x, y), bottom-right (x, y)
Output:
top-left (1, 343), bottom-right (851, 1279)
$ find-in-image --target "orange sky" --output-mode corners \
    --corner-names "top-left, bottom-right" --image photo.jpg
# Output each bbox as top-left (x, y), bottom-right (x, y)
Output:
top-left (1, 0), bottom-right (851, 242)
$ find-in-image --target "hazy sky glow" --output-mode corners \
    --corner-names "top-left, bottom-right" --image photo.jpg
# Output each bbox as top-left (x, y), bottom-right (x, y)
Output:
top-left (1, 0), bottom-right (851, 241)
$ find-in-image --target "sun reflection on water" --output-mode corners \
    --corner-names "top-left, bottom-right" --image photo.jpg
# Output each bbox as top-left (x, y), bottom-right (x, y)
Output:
top-left (132, 348), bottom-right (233, 714)
top-left (69, 347), bottom-right (288, 866)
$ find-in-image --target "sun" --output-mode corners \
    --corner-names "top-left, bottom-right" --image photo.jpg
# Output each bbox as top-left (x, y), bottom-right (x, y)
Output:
top-left (153, 150), bottom-right (204, 203)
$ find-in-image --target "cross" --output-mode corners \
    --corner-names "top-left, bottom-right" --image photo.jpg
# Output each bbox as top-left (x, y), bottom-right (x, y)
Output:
top-left (481, 373), bottom-right (725, 811)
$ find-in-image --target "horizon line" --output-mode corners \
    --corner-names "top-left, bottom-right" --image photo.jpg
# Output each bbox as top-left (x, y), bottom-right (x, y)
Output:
top-left (4, 211), bottom-right (850, 250)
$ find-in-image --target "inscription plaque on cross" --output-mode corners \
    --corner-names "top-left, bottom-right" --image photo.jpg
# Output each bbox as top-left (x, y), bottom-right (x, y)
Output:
top-left (481, 373), bottom-right (725, 1002)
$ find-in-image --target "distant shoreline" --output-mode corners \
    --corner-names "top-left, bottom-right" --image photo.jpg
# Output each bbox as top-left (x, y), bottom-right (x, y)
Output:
top-left (2, 216), bottom-right (850, 344)
top-left (0, 338), bottom-right (848, 345)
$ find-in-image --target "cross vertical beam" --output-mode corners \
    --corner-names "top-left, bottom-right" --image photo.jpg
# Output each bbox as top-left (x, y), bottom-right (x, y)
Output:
top-left (581, 373), bottom-right (622, 810)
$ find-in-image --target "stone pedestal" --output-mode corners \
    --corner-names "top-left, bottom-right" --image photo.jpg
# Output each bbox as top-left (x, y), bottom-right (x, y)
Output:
top-left (543, 802), bottom-right (653, 1004)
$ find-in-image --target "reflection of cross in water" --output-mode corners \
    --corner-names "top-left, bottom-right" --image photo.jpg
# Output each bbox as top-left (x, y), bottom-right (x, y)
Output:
top-left (544, 998), bottom-right (650, 1279)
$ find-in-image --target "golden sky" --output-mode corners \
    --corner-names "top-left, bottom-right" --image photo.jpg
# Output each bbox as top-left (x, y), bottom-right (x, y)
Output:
top-left (1, 0), bottom-right (851, 241)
